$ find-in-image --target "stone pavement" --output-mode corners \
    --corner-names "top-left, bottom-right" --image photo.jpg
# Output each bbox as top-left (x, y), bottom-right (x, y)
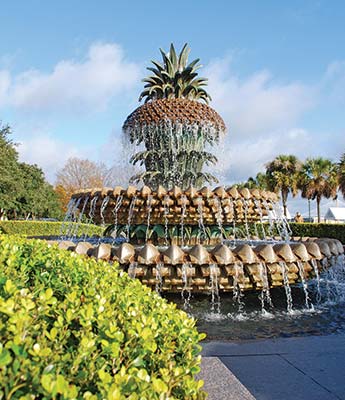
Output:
top-left (200, 334), bottom-right (345, 400)
top-left (198, 357), bottom-right (255, 400)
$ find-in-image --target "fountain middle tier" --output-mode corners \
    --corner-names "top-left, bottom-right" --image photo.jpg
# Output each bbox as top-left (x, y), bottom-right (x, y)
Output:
top-left (71, 185), bottom-right (279, 226)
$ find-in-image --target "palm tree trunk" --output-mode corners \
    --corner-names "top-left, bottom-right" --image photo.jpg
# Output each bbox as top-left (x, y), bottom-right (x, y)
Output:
top-left (281, 189), bottom-right (288, 217)
top-left (317, 196), bottom-right (321, 223)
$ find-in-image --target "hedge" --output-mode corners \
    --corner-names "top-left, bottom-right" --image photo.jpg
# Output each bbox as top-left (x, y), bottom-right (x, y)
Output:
top-left (0, 220), bottom-right (104, 237)
top-left (0, 236), bottom-right (205, 399)
top-left (289, 222), bottom-right (345, 244)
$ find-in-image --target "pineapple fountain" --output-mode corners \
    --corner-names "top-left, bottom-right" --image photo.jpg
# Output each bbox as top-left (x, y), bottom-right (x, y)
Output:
top-left (60, 44), bottom-right (344, 314)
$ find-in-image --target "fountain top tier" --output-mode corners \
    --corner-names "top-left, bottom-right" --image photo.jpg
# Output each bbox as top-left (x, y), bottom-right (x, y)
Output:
top-left (123, 98), bottom-right (226, 133)
top-left (71, 185), bottom-right (279, 226)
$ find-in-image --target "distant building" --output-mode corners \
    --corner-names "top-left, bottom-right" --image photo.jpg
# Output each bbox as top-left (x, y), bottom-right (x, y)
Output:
top-left (324, 207), bottom-right (345, 223)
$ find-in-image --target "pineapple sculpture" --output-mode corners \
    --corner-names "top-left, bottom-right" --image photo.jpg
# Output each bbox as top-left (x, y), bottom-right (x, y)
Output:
top-left (123, 43), bottom-right (226, 190)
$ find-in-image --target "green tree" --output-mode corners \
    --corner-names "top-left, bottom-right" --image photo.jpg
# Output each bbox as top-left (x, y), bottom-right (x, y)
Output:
top-left (0, 123), bottom-right (22, 219)
top-left (0, 122), bottom-right (62, 220)
top-left (299, 157), bottom-right (338, 223)
top-left (338, 153), bottom-right (345, 199)
top-left (265, 155), bottom-right (302, 217)
top-left (239, 172), bottom-right (270, 190)
top-left (17, 163), bottom-right (63, 220)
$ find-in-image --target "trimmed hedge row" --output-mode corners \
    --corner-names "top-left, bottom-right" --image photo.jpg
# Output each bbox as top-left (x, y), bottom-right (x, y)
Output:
top-left (0, 220), bottom-right (104, 237)
top-left (0, 236), bottom-right (205, 399)
top-left (289, 222), bottom-right (345, 244)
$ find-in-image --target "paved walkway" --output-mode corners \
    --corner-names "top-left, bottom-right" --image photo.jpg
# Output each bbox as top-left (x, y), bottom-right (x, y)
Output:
top-left (200, 334), bottom-right (345, 400)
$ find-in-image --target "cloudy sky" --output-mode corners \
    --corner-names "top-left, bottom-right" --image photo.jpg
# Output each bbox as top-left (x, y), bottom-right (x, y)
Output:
top-left (1, 1), bottom-right (345, 216)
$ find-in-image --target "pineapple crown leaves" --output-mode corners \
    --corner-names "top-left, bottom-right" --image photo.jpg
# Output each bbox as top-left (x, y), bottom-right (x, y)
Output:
top-left (139, 43), bottom-right (212, 104)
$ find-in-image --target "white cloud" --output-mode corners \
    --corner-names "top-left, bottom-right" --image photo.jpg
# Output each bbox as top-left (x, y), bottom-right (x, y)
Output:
top-left (3, 43), bottom-right (140, 113)
top-left (5, 47), bottom-right (345, 194)
top-left (210, 127), bottom-right (311, 184)
top-left (17, 134), bottom-right (87, 183)
top-left (205, 57), bottom-right (314, 138)
top-left (0, 70), bottom-right (10, 105)
top-left (16, 129), bottom-right (141, 186)
top-left (323, 60), bottom-right (345, 104)
top-left (203, 56), bottom-right (316, 183)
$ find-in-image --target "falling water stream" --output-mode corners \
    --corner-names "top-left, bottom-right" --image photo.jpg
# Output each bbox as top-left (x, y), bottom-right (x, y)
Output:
top-left (126, 196), bottom-right (137, 240)
top-left (209, 264), bottom-right (220, 313)
top-left (60, 198), bottom-right (79, 239)
top-left (72, 196), bottom-right (90, 238)
top-left (163, 195), bottom-right (170, 246)
top-left (180, 195), bottom-right (187, 247)
top-left (181, 263), bottom-right (192, 309)
top-left (145, 195), bottom-right (153, 242)
top-left (111, 195), bottom-right (123, 243)
top-left (254, 199), bottom-right (267, 241)
top-left (258, 262), bottom-right (273, 311)
top-left (296, 260), bottom-right (312, 309)
top-left (197, 196), bottom-right (207, 243)
top-left (59, 198), bottom-right (77, 239)
top-left (214, 196), bottom-right (224, 243)
top-left (280, 261), bottom-right (293, 313)
top-left (243, 199), bottom-right (250, 239)
top-left (233, 262), bottom-right (245, 314)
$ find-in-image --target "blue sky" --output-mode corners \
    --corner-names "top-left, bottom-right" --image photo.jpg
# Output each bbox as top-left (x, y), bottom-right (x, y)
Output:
top-left (1, 1), bottom-right (345, 216)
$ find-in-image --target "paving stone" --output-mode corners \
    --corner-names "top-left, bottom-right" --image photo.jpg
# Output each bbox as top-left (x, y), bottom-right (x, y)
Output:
top-left (283, 351), bottom-right (345, 400)
top-left (198, 357), bottom-right (255, 400)
top-left (220, 354), bottom-right (339, 400)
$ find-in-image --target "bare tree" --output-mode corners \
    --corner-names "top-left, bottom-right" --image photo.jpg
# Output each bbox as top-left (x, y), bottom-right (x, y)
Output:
top-left (104, 163), bottom-right (141, 188)
top-left (56, 157), bottom-right (109, 195)
top-left (56, 157), bottom-right (143, 210)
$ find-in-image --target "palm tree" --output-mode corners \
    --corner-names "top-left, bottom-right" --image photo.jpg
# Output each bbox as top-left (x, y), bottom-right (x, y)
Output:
top-left (265, 155), bottom-right (302, 217)
top-left (239, 172), bottom-right (270, 190)
top-left (338, 153), bottom-right (345, 198)
top-left (123, 43), bottom-right (226, 190)
top-left (299, 157), bottom-right (338, 223)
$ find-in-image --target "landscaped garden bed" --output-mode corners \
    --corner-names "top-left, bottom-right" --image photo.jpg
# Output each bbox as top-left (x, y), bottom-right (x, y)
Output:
top-left (0, 235), bottom-right (205, 399)
top-left (289, 222), bottom-right (345, 244)
top-left (0, 220), bottom-right (103, 237)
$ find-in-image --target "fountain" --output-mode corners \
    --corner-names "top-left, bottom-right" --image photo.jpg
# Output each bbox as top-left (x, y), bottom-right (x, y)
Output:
top-left (60, 185), bottom-right (344, 295)
top-left (55, 44), bottom-right (344, 330)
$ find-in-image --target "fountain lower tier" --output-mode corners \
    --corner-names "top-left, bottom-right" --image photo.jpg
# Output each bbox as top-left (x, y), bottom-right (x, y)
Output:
top-left (71, 185), bottom-right (279, 225)
top-left (51, 238), bottom-right (344, 293)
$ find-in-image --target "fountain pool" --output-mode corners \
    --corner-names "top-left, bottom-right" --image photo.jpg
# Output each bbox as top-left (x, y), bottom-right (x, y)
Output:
top-left (167, 259), bottom-right (345, 340)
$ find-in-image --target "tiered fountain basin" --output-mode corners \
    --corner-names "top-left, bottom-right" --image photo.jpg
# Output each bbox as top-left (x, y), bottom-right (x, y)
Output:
top-left (63, 185), bottom-right (344, 294)
top-left (71, 185), bottom-right (279, 226)
top-left (52, 238), bottom-right (344, 293)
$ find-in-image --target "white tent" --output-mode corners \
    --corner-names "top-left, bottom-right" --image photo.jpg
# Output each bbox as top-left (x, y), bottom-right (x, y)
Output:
top-left (324, 207), bottom-right (345, 223)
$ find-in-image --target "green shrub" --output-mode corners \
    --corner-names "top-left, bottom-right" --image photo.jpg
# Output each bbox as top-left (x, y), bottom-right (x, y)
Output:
top-left (0, 236), bottom-right (205, 399)
top-left (290, 222), bottom-right (345, 244)
top-left (0, 220), bottom-right (104, 237)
